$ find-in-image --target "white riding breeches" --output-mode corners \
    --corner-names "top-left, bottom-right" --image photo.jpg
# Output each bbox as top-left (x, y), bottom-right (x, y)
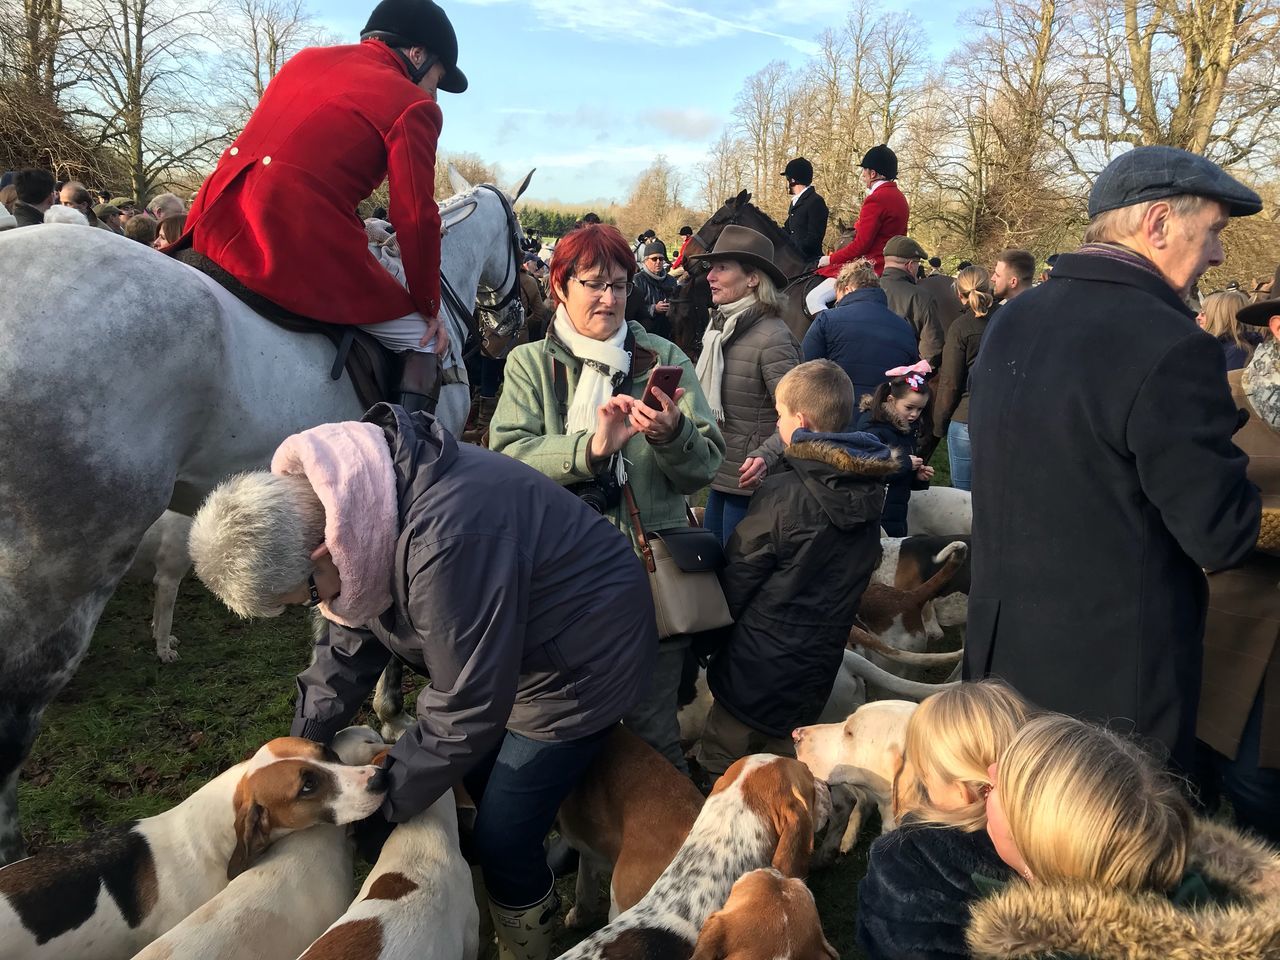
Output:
top-left (805, 277), bottom-right (838, 316)
top-left (362, 313), bottom-right (437, 353)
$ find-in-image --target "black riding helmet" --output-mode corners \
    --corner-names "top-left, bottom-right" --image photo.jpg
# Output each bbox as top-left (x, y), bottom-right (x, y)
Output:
top-left (781, 157), bottom-right (814, 185)
top-left (361, 0), bottom-right (468, 93)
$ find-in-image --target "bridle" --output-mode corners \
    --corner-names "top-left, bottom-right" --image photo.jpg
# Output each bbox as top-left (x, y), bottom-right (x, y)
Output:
top-left (438, 184), bottom-right (526, 357)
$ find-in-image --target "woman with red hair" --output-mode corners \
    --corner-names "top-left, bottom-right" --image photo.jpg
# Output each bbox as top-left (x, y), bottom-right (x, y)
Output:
top-left (490, 223), bottom-right (724, 773)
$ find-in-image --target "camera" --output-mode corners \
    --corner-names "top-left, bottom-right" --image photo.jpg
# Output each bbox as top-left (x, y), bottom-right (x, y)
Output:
top-left (568, 463), bottom-right (623, 514)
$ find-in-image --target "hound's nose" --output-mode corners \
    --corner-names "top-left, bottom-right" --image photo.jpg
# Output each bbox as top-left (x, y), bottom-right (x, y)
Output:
top-left (367, 767), bottom-right (389, 794)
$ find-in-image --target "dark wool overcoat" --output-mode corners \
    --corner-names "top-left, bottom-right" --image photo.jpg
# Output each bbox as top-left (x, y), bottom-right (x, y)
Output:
top-left (964, 252), bottom-right (1260, 771)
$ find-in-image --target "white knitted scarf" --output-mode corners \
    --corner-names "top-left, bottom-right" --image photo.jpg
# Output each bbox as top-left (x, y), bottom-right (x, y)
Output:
top-left (695, 294), bottom-right (757, 422)
top-left (551, 304), bottom-right (631, 433)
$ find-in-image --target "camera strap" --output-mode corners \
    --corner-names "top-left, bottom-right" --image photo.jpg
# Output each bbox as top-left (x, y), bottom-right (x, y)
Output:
top-left (548, 327), bottom-right (637, 424)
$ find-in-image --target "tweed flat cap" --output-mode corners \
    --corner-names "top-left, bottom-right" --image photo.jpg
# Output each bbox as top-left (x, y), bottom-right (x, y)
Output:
top-left (883, 235), bottom-right (929, 260)
top-left (1088, 146), bottom-right (1262, 218)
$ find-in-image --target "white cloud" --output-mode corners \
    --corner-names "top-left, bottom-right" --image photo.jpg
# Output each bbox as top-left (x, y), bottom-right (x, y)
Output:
top-left (452, 0), bottom-right (825, 53)
top-left (640, 107), bottom-right (721, 141)
top-left (526, 142), bottom-right (709, 168)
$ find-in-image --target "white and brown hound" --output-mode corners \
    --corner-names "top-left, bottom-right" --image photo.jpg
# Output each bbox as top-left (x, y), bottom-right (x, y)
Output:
top-left (558, 726), bottom-right (704, 927)
top-left (296, 790), bottom-right (477, 960)
top-left (690, 868), bottom-right (838, 960)
top-left (554, 755), bottom-right (830, 960)
top-left (0, 737), bottom-right (385, 960)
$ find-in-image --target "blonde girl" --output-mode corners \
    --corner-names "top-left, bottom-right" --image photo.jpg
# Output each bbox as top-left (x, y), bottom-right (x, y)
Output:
top-left (967, 714), bottom-right (1280, 958)
top-left (856, 681), bottom-right (1033, 960)
top-left (896, 679), bottom-right (1033, 830)
top-left (982, 713), bottom-right (1188, 891)
top-left (1197, 289), bottom-right (1258, 371)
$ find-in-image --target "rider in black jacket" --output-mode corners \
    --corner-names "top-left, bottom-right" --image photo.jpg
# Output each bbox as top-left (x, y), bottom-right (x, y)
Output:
top-left (781, 157), bottom-right (829, 265)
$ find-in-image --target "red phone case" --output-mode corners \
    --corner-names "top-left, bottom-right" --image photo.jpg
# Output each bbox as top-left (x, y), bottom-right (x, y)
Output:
top-left (642, 365), bottom-right (684, 409)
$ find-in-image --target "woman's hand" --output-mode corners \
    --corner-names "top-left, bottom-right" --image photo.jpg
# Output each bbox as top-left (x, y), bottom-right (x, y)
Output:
top-left (916, 464), bottom-right (935, 482)
top-left (910, 455), bottom-right (924, 471)
top-left (739, 456), bottom-right (768, 489)
top-left (630, 387), bottom-right (685, 444)
top-left (589, 396), bottom-right (639, 464)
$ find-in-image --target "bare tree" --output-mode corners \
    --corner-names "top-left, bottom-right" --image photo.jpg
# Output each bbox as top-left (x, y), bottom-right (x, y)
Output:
top-left (1071, 0), bottom-right (1280, 167)
top-left (217, 0), bottom-right (335, 118)
top-left (72, 0), bottom-right (229, 201)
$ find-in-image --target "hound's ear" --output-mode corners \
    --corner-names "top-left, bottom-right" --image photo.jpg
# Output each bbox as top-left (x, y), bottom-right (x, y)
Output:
top-left (448, 163), bottom-right (473, 197)
top-left (772, 785), bottom-right (815, 879)
top-left (228, 800), bottom-right (272, 880)
top-left (689, 912), bottom-right (729, 960)
top-left (505, 168), bottom-right (535, 204)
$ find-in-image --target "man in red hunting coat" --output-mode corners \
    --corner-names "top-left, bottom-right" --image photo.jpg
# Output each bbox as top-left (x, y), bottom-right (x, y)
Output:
top-left (805, 144), bottom-right (910, 315)
top-left (181, 0), bottom-right (467, 412)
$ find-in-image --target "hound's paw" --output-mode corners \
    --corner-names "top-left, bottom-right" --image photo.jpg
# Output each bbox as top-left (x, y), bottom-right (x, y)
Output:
top-left (380, 711), bottom-right (416, 743)
top-left (156, 636), bottom-right (180, 663)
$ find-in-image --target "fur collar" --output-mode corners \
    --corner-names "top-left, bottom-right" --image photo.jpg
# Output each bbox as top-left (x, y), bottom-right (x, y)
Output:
top-left (967, 819), bottom-right (1280, 959)
top-left (787, 438), bottom-right (900, 479)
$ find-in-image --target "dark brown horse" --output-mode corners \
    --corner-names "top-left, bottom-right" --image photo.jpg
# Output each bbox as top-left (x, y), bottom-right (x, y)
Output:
top-left (669, 190), bottom-right (825, 357)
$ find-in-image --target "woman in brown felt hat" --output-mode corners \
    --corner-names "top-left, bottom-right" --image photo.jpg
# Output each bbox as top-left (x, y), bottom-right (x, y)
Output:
top-left (1197, 265), bottom-right (1280, 846)
top-left (689, 224), bottom-right (801, 545)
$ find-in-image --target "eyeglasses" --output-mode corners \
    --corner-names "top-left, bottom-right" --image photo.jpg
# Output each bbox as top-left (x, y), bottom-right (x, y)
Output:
top-left (572, 276), bottom-right (633, 298)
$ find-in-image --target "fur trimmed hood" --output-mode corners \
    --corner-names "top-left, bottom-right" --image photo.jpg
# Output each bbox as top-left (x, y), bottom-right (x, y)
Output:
top-left (782, 430), bottom-right (896, 531)
top-left (967, 819), bottom-right (1280, 959)
top-left (786, 431), bottom-right (900, 481)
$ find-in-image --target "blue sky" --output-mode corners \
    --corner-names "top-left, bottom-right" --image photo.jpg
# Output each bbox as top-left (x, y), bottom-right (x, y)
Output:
top-left (311, 0), bottom-right (971, 204)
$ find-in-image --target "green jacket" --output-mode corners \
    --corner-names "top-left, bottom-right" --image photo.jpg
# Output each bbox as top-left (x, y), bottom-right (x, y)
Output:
top-left (490, 321), bottom-right (725, 555)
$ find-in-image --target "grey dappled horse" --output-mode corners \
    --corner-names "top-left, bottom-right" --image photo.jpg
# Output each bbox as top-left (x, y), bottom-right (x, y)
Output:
top-left (0, 174), bottom-right (530, 862)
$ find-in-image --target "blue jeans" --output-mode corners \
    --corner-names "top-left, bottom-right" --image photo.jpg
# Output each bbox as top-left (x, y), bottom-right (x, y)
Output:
top-left (1196, 689), bottom-right (1280, 845)
top-left (705, 489), bottom-right (751, 547)
top-left (948, 420), bottom-right (973, 492)
top-left (464, 725), bottom-right (612, 907)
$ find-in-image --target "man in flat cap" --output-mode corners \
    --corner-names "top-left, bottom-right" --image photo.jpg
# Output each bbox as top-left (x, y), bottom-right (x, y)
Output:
top-left (965, 146), bottom-right (1263, 774)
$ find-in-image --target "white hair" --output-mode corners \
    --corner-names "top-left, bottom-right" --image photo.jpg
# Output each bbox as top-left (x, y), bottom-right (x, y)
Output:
top-left (44, 205), bottom-right (89, 226)
top-left (189, 472), bottom-right (326, 618)
top-left (1083, 194), bottom-right (1213, 244)
top-left (148, 191), bottom-right (185, 219)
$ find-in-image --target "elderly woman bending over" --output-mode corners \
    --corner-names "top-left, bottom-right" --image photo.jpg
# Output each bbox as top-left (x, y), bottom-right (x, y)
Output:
top-left (189, 404), bottom-right (655, 960)
top-left (489, 223), bottom-right (724, 772)
top-left (689, 225), bottom-right (801, 545)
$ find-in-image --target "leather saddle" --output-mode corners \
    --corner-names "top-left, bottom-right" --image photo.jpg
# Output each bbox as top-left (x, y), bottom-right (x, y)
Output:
top-left (173, 248), bottom-right (401, 411)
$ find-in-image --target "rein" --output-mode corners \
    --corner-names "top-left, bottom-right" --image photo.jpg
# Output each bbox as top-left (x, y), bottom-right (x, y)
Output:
top-left (438, 184), bottom-right (526, 358)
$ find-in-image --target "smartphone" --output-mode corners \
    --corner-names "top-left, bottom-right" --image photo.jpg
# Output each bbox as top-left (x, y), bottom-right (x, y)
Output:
top-left (642, 364), bottom-right (684, 410)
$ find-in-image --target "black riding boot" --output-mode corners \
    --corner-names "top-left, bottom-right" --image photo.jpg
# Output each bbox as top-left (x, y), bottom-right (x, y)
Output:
top-left (397, 350), bottom-right (442, 415)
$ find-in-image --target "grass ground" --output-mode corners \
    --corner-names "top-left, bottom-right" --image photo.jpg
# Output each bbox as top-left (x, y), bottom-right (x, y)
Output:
top-left (17, 442), bottom-right (954, 957)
